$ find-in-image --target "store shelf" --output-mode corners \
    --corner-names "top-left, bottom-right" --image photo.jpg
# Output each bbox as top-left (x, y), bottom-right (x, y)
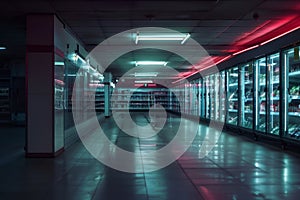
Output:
top-left (289, 112), bottom-right (300, 117)
top-left (111, 88), bottom-right (171, 111)
top-left (289, 71), bottom-right (300, 77)
top-left (0, 77), bottom-right (11, 122)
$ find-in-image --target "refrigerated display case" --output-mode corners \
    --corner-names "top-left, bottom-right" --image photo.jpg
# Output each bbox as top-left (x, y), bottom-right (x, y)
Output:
top-left (219, 71), bottom-right (226, 122)
top-left (212, 74), bottom-right (220, 121)
top-left (204, 76), bottom-right (210, 119)
top-left (267, 53), bottom-right (280, 135)
top-left (240, 62), bottom-right (254, 129)
top-left (254, 57), bottom-right (267, 133)
top-left (226, 67), bottom-right (239, 125)
top-left (199, 78), bottom-right (205, 118)
top-left (210, 75), bottom-right (214, 120)
top-left (283, 46), bottom-right (300, 139)
top-left (0, 69), bottom-right (11, 123)
top-left (54, 57), bottom-right (65, 152)
top-left (172, 84), bottom-right (184, 113)
top-left (191, 80), bottom-right (199, 116)
top-left (95, 85), bottom-right (105, 111)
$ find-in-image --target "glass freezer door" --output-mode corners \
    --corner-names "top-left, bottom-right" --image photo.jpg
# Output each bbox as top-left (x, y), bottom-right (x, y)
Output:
top-left (199, 78), bottom-right (205, 118)
top-left (214, 73), bottom-right (220, 121)
top-left (226, 67), bottom-right (239, 125)
top-left (205, 76), bottom-right (210, 119)
top-left (210, 74), bottom-right (216, 120)
top-left (283, 46), bottom-right (300, 139)
top-left (254, 57), bottom-right (267, 133)
top-left (240, 62), bottom-right (254, 129)
top-left (267, 53), bottom-right (280, 135)
top-left (219, 71), bottom-right (226, 122)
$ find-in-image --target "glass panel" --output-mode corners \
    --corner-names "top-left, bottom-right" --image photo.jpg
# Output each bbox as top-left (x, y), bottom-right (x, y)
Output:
top-left (214, 74), bottom-right (220, 121)
top-left (240, 62), bottom-right (254, 129)
top-left (184, 83), bottom-right (190, 114)
top-left (199, 78), bottom-right (205, 118)
top-left (192, 80), bottom-right (199, 116)
top-left (254, 57), bottom-right (267, 132)
top-left (220, 71), bottom-right (226, 122)
top-left (54, 55), bottom-right (65, 151)
top-left (204, 76), bottom-right (210, 119)
top-left (227, 67), bottom-right (239, 125)
top-left (210, 74), bottom-right (216, 120)
top-left (284, 46), bottom-right (300, 139)
top-left (267, 53), bottom-right (280, 135)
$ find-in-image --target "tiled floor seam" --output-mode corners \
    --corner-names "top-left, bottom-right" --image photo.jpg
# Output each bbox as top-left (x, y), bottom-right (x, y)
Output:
top-left (176, 160), bottom-right (206, 200)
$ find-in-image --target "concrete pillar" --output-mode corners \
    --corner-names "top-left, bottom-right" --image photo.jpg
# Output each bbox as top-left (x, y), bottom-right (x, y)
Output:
top-left (26, 15), bottom-right (64, 157)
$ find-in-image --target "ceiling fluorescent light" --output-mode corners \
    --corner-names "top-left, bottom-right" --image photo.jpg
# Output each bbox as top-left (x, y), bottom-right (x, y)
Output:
top-left (181, 33), bottom-right (191, 44)
top-left (134, 80), bottom-right (153, 83)
top-left (135, 32), bottom-right (190, 44)
top-left (135, 61), bottom-right (167, 66)
top-left (0, 47), bottom-right (6, 50)
top-left (54, 61), bottom-right (64, 66)
top-left (134, 72), bottom-right (158, 77)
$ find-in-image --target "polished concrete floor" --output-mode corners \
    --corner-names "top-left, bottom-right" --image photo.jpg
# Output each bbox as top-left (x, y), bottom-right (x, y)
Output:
top-left (1, 113), bottom-right (300, 200)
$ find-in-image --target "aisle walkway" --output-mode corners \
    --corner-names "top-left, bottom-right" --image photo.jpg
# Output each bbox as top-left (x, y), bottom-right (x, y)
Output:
top-left (1, 113), bottom-right (300, 200)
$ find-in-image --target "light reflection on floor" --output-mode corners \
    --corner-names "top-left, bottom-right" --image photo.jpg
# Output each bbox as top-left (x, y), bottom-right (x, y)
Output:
top-left (1, 113), bottom-right (300, 199)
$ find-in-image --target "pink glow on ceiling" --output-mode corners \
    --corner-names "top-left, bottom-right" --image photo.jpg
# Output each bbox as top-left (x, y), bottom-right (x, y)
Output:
top-left (233, 20), bottom-right (272, 46)
top-left (225, 14), bottom-right (300, 54)
top-left (234, 15), bottom-right (297, 46)
top-left (174, 6), bottom-right (300, 83)
top-left (173, 55), bottom-right (232, 83)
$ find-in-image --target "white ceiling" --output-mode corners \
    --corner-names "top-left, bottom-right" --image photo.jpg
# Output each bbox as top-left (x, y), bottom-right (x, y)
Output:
top-left (0, 0), bottom-right (299, 79)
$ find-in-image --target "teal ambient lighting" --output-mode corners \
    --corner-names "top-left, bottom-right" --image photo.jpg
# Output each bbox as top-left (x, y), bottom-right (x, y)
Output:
top-left (135, 61), bottom-right (167, 66)
top-left (135, 32), bottom-right (190, 44)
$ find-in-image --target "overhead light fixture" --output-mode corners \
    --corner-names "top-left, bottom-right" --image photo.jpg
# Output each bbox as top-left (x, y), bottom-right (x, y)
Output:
top-left (0, 47), bottom-right (6, 50)
top-left (64, 74), bottom-right (77, 77)
top-left (135, 32), bottom-right (190, 44)
top-left (54, 61), bottom-right (64, 66)
top-left (135, 61), bottom-right (167, 66)
top-left (134, 80), bottom-right (153, 83)
top-left (181, 33), bottom-right (191, 44)
top-left (134, 72), bottom-right (158, 77)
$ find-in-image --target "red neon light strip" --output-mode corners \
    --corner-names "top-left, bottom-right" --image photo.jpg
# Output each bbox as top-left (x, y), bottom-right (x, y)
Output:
top-left (260, 26), bottom-right (300, 46)
top-left (232, 45), bottom-right (259, 56)
top-left (172, 55), bottom-right (232, 84)
top-left (173, 25), bottom-right (300, 84)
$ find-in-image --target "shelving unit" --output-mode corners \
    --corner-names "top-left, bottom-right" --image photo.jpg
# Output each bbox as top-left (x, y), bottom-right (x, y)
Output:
top-left (255, 57), bottom-right (267, 132)
top-left (240, 62), bottom-right (254, 129)
top-left (54, 79), bottom-right (65, 110)
top-left (210, 74), bottom-right (216, 120)
top-left (204, 76), bottom-right (210, 119)
top-left (111, 87), bottom-right (171, 111)
top-left (199, 79), bottom-right (205, 118)
top-left (0, 69), bottom-right (11, 123)
top-left (267, 53), bottom-right (280, 135)
top-left (95, 86), bottom-right (105, 111)
top-left (226, 67), bottom-right (239, 125)
top-left (220, 71), bottom-right (226, 122)
top-left (284, 47), bottom-right (300, 139)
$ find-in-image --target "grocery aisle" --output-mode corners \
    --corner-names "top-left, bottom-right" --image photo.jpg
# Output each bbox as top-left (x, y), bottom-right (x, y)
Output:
top-left (1, 113), bottom-right (300, 200)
